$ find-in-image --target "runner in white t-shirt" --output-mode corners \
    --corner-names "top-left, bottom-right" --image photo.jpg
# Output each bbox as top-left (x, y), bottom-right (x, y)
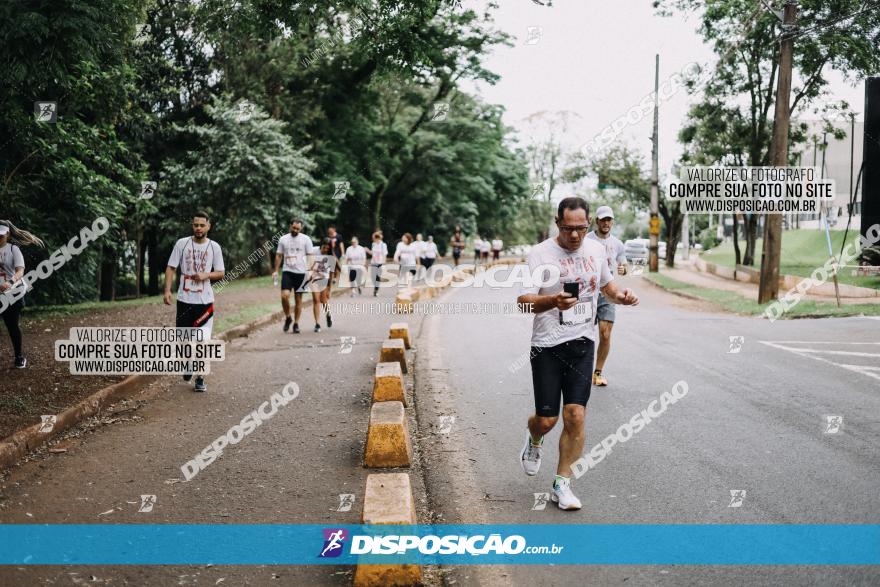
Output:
top-left (480, 238), bottom-right (491, 264)
top-left (394, 233), bottom-right (417, 287)
top-left (413, 233), bottom-right (427, 284)
top-left (491, 237), bottom-right (503, 261)
top-left (516, 197), bottom-right (638, 510)
top-left (164, 212), bottom-right (226, 393)
top-left (422, 235), bottom-right (439, 271)
top-left (344, 236), bottom-right (367, 296)
top-left (273, 219), bottom-right (316, 334)
top-left (414, 233), bottom-right (426, 263)
top-left (586, 206), bottom-right (630, 387)
top-left (0, 221), bottom-right (45, 369)
top-left (307, 239), bottom-right (337, 332)
top-left (473, 236), bottom-right (483, 264)
top-left (369, 231), bottom-right (388, 297)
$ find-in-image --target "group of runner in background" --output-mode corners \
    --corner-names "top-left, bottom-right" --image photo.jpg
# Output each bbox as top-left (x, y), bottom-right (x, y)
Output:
top-left (1, 210), bottom-right (630, 404)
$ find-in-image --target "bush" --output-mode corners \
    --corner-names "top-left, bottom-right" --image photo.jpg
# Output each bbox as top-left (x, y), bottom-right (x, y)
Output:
top-left (699, 227), bottom-right (721, 251)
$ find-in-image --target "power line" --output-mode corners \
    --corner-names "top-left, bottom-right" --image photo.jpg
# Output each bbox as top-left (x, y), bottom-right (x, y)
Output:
top-left (788, 0), bottom-right (880, 41)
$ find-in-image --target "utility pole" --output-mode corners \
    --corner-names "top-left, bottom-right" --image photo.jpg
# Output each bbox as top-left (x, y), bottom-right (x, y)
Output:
top-left (649, 54), bottom-right (660, 272)
top-left (758, 1), bottom-right (797, 303)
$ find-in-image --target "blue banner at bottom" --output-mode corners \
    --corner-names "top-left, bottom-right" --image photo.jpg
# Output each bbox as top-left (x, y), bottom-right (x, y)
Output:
top-left (0, 524), bottom-right (878, 565)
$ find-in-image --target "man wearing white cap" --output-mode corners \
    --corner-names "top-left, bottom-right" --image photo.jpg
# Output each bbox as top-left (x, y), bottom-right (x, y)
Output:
top-left (586, 206), bottom-right (628, 387)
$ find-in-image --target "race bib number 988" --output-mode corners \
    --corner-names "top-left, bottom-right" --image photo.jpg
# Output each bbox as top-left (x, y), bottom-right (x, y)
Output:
top-left (560, 302), bottom-right (592, 326)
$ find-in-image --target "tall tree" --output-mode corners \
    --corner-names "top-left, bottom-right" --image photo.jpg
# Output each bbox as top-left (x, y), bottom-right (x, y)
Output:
top-left (568, 145), bottom-right (685, 267)
top-left (0, 0), bottom-right (143, 303)
top-left (654, 0), bottom-right (880, 265)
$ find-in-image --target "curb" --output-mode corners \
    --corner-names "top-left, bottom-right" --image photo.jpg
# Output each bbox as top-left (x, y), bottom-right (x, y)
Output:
top-left (644, 273), bottom-right (874, 320)
top-left (356, 259), bottom-right (520, 585)
top-left (640, 274), bottom-right (708, 303)
top-left (0, 373), bottom-right (159, 472)
top-left (0, 288), bottom-right (328, 473)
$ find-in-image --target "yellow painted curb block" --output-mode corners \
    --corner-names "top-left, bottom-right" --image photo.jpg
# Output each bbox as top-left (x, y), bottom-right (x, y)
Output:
top-left (389, 322), bottom-right (411, 349)
top-left (364, 401), bottom-right (412, 468)
top-left (354, 473), bottom-right (421, 586)
top-left (393, 293), bottom-right (413, 314)
top-left (380, 338), bottom-right (407, 374)
top-left (373, 362), bottom-right (406, 404)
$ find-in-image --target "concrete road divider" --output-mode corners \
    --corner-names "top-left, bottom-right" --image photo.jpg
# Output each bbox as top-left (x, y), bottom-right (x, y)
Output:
top-left (393, 292), bottom-right (413, 314)
top-left (364, 401), bottom-right (412, 468)
top-left (389, 322), bottom-right (411, 349)
top-left (380, 338), bottom-right (407, 374)
top-left (354, 473), bottom-right (421, 586)
top-left (373, 362), bottom-right (406, 405)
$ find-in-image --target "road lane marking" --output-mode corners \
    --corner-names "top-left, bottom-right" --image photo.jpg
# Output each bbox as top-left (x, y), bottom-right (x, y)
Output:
top-left (759, 341), bottom-right (880, 382)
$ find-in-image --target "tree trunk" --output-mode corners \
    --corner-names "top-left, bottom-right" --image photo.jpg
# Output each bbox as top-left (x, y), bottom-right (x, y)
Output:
top-left (663, 213), bottom-right (683, 268)
top-left (147, 230), bottom-right (160, 296)
top-left (371, 189), bottom-right (383, 234)
top-left (99, 244), bottom-right (116, 301)
top-left (742, 214), bottom-right (759, 265)
top-left (732, 214), bottom-right (742, 266)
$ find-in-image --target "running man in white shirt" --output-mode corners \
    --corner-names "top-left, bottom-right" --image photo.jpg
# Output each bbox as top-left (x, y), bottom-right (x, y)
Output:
top-left (369, 231), bottom-right (388, 297)
top-left (394, 233), bottom-right (417, 287)
top-left (586, 206), bottom-right (629, 387)
top-left (516, 197), bottom-right (638, 510)
top-left (164, 211), bottom-right (226, 393)
top-left (273, 219), bottom-right (317, 334)
top-left (344, 236), bottom-right (367, 296)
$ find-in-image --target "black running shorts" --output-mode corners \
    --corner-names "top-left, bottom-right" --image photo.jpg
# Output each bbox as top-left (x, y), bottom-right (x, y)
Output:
top-left (281, 271), bottom-right (306, 292)
top-left (530, 337), bottom-right (595, 417)
top-left (176, 301), bottom-right (214, 328)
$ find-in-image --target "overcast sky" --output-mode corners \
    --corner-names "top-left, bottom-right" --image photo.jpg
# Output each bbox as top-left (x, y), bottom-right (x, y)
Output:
top-left (460, 0), bottom-right (866, 189)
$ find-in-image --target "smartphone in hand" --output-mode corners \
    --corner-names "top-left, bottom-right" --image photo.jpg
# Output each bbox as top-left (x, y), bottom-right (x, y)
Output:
top-left (559, 281), bottom-right (582, 325)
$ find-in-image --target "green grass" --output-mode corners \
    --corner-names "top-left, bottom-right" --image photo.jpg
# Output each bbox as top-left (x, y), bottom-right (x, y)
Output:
top-left (22, 275), bottom-right (275, 322)
top-left (214, 302), bottom-right (278, 333)
top-left (645, 273), bottom-right (880, 318)
top-left (701, 229), bottom-right (880, 289)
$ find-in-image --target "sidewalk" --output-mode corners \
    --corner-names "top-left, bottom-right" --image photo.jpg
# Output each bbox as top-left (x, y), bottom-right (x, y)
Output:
top-left (0, 283), bottom-right (434, 585)
top-left (660, 260), bottom-right (873, 306)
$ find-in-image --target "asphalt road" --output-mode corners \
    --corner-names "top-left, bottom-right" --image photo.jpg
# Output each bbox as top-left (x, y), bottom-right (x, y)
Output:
top-left (416, 268), bottom-right (880, 586)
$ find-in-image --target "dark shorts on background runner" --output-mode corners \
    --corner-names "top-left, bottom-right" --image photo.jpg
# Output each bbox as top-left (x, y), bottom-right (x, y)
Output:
top-left (422, 258), bottom-right (434, 270)
top-left (530, 337), bottom-right (595, 416)
top-left (176, 300), bottom-right (214, 328)
top-left (281, 271), bottom-right (306, 292)
top-left (596, 293), bottom-right (615, 323)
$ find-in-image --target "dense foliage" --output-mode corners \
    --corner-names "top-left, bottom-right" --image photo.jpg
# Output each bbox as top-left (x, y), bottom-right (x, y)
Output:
top-left (0, 0), bottom-right (531, 303)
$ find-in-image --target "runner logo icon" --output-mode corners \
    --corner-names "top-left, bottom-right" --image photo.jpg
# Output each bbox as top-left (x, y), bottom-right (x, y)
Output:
top-left (319, 528), bottom-right (348, 558)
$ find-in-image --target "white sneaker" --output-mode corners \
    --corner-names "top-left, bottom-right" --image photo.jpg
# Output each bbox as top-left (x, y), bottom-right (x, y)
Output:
top-left (519, 429), bottom-right (543, 476)
top-left (551, 477), bottom-right (582, 510)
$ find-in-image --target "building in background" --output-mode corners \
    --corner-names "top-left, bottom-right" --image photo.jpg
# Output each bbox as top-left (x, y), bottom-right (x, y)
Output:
top-left (791, 119), bottom-right (864, 230)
